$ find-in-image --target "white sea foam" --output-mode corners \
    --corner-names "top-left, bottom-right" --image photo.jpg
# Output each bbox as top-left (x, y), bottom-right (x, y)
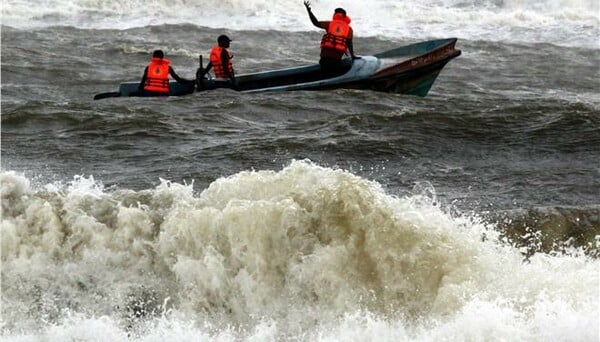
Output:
top-left (1, 161), bottom-right (598, 340)
top-left (2, 0), bottom-right (599, 47)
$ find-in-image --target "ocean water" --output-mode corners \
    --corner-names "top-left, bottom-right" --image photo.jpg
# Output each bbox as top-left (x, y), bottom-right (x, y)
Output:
top-left (1, 0), bottom-right (599, 340)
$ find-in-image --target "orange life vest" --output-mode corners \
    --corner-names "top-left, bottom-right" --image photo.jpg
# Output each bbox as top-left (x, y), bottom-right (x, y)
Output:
top-left (320, 14), bottom-right (351, 53)
top-left (209, 46), bottom-right (234, 78)
top-left (144, 57), bottom-right (170, 93)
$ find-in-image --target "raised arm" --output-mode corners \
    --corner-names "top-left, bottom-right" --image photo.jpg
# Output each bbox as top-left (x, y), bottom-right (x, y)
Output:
top-left (304, 1), bottom-right (321, 28)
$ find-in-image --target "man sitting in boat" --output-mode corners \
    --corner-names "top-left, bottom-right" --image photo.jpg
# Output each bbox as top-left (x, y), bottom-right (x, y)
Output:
top-left (138, 50), bottom-right (192, 96)
top-left (304, 1), bottom-right (358, 73)
top-left (198, 35), bottom-right (235, 83)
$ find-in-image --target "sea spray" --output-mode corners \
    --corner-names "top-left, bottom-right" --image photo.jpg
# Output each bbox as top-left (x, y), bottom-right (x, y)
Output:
top-left (1, 161), bottom-right (598, 340)
top-left (2, 0), bottom-right (598, 47)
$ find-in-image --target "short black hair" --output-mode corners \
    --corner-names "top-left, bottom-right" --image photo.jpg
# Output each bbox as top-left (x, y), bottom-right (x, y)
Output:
top-left (217, 35), bottom-right (232, 47)
top-left (334, 8), bottom-right (346, 15)
top-left (152, 50), bottom-right (164, 58)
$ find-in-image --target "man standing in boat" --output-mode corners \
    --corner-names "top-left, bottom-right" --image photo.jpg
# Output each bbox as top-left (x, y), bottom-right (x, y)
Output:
top-left (303, 1), bottom-right (359, 73)
top-left (198, 35), bottom-right (235, 83)
top-left (138, 50), bottom-right (193, 96)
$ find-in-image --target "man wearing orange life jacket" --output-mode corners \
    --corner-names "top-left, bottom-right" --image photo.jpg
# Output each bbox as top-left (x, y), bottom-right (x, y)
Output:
top-left (138, 50), bottom-right (192, 96)
top-left (304, 1), bottom-right (359, 72)
top-left (199, 35), bottom-right (235, 81)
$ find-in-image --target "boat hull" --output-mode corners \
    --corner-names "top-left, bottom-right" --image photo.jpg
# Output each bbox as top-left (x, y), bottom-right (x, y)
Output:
top-left (94, 38), bottom-right (461, 99)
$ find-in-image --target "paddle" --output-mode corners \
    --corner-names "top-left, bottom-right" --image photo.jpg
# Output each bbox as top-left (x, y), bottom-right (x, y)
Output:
top-left (93, 91), bottom-right (121, 100)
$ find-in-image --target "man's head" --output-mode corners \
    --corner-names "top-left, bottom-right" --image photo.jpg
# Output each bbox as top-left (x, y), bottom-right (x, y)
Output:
top-left (217, 35), bottom-right (232, 48)
top-left (332, 8), bottom-right (350, 23)
top-left (334, 8), bottom-right (346, 16)
top-left (152, 50), bottom-right (164, 59)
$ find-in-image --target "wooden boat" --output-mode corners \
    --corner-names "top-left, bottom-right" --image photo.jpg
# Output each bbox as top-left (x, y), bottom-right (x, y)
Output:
top-left (94, 38), bottom-right (461, 100)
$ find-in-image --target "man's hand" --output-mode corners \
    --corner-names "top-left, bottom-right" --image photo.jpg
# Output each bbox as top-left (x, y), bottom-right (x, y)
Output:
top-left (304, 1), bottom-right (311, 11)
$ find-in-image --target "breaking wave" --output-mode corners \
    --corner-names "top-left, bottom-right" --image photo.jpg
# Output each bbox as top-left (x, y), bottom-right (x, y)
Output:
top-left (2, 0), bottom-right (599, 47)
top-left (2, 160), bottom-right (598, 340)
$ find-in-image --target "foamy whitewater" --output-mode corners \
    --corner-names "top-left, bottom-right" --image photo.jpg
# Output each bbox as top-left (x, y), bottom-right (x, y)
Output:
top-left (1, 161), bottom-right (599, 340)
top-left (2, 0), bottom-right (600, 340)
top-left (2, 0), bottom-right (599, 47)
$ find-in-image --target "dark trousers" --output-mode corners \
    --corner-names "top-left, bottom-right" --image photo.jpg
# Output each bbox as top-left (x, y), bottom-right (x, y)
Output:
top-left (319, 57), bottom-right (346, 76)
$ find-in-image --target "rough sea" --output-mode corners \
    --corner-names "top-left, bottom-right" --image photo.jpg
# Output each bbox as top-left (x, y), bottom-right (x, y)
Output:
top-left (1, 0), bottom-right (599, 340)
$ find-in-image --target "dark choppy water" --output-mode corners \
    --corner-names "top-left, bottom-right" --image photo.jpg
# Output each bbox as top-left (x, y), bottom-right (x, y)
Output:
top-left (1, 5), bottom-right (599, 341)
top-left (3, 25), bottom-right (599, 231)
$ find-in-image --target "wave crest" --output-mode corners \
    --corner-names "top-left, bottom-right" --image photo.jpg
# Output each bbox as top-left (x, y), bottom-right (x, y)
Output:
top-left (1, 161), bottom-right (597, 334)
